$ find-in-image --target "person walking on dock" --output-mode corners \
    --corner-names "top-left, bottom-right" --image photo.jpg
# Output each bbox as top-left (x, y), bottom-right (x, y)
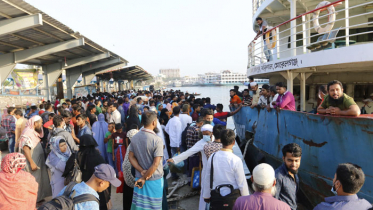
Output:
top-left (233, 163), bottom-right (290, 210)
top-left (313, 163), bottom-right (372, 210)
top-left (275, 143), bottom-right (302, 210)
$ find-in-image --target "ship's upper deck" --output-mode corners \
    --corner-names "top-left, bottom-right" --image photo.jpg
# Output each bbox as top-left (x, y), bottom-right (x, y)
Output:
top-left (248, 0), bottom-right (373, 78)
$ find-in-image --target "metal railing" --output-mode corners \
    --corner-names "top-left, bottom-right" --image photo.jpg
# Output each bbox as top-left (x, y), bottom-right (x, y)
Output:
top-left (248, 0), bottom-right (373, 68)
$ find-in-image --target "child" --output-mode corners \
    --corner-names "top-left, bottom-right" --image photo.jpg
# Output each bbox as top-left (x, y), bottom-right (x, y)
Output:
top-left (104, 122), bottom-right (115, 169)
top-left (111, 123), bottom-right (127, 175)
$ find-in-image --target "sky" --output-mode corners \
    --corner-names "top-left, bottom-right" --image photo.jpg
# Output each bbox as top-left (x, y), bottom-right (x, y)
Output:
top-left (27, 0), bottom-right (256, 77)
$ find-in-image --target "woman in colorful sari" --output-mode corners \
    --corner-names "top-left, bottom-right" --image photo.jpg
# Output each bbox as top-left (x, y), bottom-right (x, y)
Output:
top-left (46, 136), bottom-right (71, 198)
top-left (0, 153), bottom-right (38, 210)
top-left (92, 113), bottom-right (109, 161)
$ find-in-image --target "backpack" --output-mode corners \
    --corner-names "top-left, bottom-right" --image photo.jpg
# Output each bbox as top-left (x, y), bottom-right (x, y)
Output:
top-left (38, 182), bottom-right (99, 210)
top-left (181, 123), bottom-right (191, 150)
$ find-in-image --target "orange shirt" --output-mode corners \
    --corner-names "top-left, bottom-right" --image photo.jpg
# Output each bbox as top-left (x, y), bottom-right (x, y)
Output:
top-left (230, 95), bottom-right (242, 104)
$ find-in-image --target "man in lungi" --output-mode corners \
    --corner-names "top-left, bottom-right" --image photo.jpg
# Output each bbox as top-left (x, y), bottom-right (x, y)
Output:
top-left (129, 111), bottom-right (164, 210)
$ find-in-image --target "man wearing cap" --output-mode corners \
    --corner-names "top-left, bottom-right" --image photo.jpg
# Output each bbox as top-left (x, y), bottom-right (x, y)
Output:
top-left (250, 82), bottom-right (260, 108)
top-left (57, 164), bottom-right (121, 210)
top-left (167, 124), bottom-right (215, 210)
top-left (128, 111), bottom-right (164, 210)
top-left (233, 163), bottom-right (291, 210)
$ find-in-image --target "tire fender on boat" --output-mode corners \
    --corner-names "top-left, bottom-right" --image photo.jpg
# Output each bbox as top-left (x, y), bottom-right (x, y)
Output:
top-left (313, 1), bottom-right (336, 34)
top-left (265, 27), bottom-right (277, 49)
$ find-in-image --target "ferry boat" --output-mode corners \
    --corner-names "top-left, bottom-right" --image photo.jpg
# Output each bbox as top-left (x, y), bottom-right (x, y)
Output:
top-left (173, 80), bottom-right (182, 87)
top-left (233, 0), bottom-right (373, 208)
top-left (220, 70), bottom-right (250, 86)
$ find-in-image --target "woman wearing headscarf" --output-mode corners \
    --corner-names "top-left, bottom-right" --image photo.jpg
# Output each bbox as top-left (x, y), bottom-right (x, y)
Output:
top-left (160, 108), bottom-right (170, 125)
top-left (46, 136), bottom-right (71, 198)
top-left (121, 128), bottom-right (139, 210)
top-left (0, 153), bottom-right (38, 210)
top-left (125, 105), bottom-right (141, 132)
top-left (63, 134), bottom-right (110, 210)
top-left (92, 113), bottom-right (109, 161)
top-left (18, 115), bottom-right (52, 202)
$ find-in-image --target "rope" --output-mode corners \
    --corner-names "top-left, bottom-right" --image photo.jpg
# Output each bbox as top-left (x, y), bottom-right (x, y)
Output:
top-left (241, 138), bottom-right (253, 162)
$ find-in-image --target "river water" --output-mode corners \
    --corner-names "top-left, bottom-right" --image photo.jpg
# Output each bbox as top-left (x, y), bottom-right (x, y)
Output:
top-left (165, 85), bottom-right (251, 177)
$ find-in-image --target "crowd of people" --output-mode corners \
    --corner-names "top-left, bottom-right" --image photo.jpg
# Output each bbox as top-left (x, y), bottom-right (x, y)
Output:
top-left (231, 78), bottom-right (361, 117)
top-left (0, 79), bottom-right (369, 210)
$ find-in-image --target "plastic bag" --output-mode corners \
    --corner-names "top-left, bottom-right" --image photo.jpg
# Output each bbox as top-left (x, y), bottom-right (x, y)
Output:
top-left (169, 153), bottom-right (185, 174)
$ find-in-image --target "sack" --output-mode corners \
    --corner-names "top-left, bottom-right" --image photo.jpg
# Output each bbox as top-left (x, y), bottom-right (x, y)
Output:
top-left (209, 153), bottom-right (241, 210)
top-left (169, 153), bottom-right (185, 174)
top-left (64, 152), bottom-right (82, 186)
top-left (37, 182), bottom-right (99, 210)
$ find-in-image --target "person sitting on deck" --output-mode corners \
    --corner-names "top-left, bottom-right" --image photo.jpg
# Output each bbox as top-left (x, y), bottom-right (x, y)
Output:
top-left (230, 89), bottom-right (242, 106)
top-left (214, 103), bottom-right (242, 122)
top-left (272, 82), bottom-right (296, 111)
top-left (317, 80), bottom-right (360, 116)
top-left (313, 163), bottom-right (372, 210)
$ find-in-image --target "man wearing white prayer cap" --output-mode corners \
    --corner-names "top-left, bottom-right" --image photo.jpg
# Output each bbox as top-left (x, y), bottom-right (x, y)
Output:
top-left (233, 163), bottom-right (291, 210)
top-left (167, 123), bottom-right (216, 210)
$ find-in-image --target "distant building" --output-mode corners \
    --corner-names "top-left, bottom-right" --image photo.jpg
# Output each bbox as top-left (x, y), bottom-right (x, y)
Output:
top-left (159, 69), bottom-right (180, 78)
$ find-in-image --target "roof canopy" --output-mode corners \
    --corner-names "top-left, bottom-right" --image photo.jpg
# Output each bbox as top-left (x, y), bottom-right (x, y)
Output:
top-left (96, 65), bottom-right (153, 81)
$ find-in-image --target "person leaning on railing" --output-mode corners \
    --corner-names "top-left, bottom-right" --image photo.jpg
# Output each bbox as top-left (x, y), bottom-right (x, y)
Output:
top-left (317, 80), bottom-right (360, 117)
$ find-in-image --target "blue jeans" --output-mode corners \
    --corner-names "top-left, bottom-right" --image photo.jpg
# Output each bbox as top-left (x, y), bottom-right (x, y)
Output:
top-left (8, 136), bottom-right (14, 153)
top-left (171, 147), bottom-right (179, 179)
top-left (106, 152), bottom-right (115, 170)
top-left (264, 44), bottom-right (273, 61)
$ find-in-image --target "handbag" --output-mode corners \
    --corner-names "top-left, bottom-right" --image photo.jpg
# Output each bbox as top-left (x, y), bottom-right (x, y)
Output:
top-left (209, 153), bottom-right (241, 210)
top-left (64, 152), bottom-right (82, 186)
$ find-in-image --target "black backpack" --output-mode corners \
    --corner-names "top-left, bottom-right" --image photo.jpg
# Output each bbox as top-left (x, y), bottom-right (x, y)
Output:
top-left (181, 123), bottom-right (191, 149)
top-left (38, 182), bottom-right (99, 210)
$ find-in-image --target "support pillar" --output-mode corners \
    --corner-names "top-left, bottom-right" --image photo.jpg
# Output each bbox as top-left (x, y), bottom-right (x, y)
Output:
top-left (288, 0), bottom-right (297, 57)
top-left (307, 85), bottom-right (317, 111)
top-left (345, 0), bottom-right (349, 47)
top-left (105, 81), bottom-right (109, 93)
top-left (279, 70), bottom-right (299, 94)
top-left (297, 73), bottom-right (312, 112)
top-left (130, 80), bottom-right (134, 89)
top-left (346, 83), bottom-right (354, 98)
top-left (0, 64), bottom-right (16, 91)
top-left (66, 67), bottom-right (82, 99)
top-left (56, 74), bottom-right (64, 99)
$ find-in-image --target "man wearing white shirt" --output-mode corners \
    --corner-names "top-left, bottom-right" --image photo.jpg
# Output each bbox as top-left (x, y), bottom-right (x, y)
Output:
top-left (165, 106), bottom-right (183, 180)
top-left (179, 104), bottom-right (192, 132)
top-left (203, 129), bottom-right (249, 208)
top-left (167, 124), bottom-right (215, 210)
top-left (109, 103), bottom-right (121, 124)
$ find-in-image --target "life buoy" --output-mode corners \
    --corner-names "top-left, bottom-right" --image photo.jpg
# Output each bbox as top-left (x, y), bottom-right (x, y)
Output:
top-left (313, 1), bottom-right (336, 34)
top-left (265, 27), bottom-right (277, 49)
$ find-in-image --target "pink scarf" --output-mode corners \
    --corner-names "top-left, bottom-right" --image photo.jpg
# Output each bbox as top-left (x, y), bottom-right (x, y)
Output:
top-left (18, 116), bottom-right (44, 149)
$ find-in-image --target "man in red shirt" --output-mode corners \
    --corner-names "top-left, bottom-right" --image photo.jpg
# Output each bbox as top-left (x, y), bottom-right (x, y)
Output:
top-left (214, 103), bottom-right (242, 122)
top-left (191, 104), bottom-right (201, 121)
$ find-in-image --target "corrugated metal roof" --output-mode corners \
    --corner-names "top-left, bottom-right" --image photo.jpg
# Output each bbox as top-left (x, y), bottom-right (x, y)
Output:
top-left (96, 65), bottom-right (153, 81)
top-left (0, 0), bottom-right (127, 64)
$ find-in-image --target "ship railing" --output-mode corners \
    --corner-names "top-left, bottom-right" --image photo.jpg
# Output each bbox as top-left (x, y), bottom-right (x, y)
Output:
top-left (248, 0), bottom-right (373, 67)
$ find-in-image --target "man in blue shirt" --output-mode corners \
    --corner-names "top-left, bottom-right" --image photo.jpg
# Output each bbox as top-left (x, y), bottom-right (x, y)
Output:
top-left (313, 163), bottom-right (372, 210)
top-left (203, 97), bottom-right (216, 111)
top-left (76, 114), bottom-right (92, 139)
top-left (275, 143), bottom-right (302, 210)
top-left (58, 164), bottom-right (121, 210)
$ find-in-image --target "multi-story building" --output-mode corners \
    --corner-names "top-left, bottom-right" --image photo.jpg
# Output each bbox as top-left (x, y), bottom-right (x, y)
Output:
top-left (159, 69), bottom-right (180, 78)
top-left (220, 70), bottom-right (250, 85)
